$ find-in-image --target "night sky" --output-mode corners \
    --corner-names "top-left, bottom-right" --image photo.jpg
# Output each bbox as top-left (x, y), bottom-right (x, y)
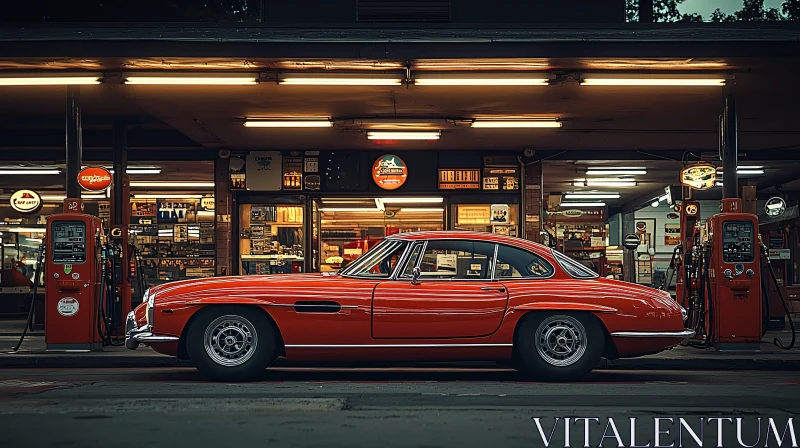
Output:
top-left (681, 0), bottom-right (783, 16)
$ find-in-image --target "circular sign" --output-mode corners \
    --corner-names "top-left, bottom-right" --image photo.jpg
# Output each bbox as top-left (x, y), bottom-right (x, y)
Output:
top-left (765, 197), bottom-right (786, 217)
top-left (562, 209), bottom-right (584, 218)
top-left (623, 233), bottom-right (641, 250)
top-left (666, 212), bottom-right (679, 219)
top-left (680, 164), bottom-right (717, 191)
top-left (77, 166), bottom-right (113, 192)
top-left (635, 221), bottom-right (647, 231)
top-left (372, 154), bottom-right (408, 190)
top-left (57, 297), bottom-right (79, 317)
top-left (9, 189), bottom-right (42, 214)
top-left (685, 204), bottom-right (698, 216)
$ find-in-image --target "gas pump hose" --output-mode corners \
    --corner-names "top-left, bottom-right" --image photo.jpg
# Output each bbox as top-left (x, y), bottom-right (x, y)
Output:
top-left (761, 246), bottom-right (795, 350)
top-left (12, 243), bottom-right (45, 352)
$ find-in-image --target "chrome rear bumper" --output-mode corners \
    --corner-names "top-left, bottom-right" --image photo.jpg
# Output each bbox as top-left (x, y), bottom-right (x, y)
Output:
top-left (124, 311), bottom-right (179, 350)
top-left (610, 329), bottom-right (696, 339)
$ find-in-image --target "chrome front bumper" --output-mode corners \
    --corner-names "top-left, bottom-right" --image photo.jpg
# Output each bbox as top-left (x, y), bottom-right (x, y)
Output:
top-left (124, 311), bottom-right (179, 350)
top-left (610, 329), bottom-right (696, 339)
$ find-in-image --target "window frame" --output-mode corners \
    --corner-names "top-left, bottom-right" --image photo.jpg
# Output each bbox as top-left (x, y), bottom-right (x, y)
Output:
top-left (396, 239), bottom-right (500, 282)
top-left (493, 243), bottom-right (556, 281)
top-left (551, 249), bottom-right (600, 279)
top-left (339, 238), bottom-right (412, 280)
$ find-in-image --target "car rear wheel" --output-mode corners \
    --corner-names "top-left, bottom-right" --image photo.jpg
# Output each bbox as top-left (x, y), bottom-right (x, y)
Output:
top-left (516, 312), bottom-right (604, 381)
top-left (186, 306), bottom-right (276, 382)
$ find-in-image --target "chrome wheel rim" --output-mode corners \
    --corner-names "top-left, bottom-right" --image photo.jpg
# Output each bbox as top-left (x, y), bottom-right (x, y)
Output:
top-left (203, 315), bottom-right (258, 367)
top-left (534, 315), bottom-right (587, 367)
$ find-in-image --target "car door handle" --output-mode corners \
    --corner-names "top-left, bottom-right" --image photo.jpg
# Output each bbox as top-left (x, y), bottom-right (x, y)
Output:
top-left (481, 286), bottom-right (506, 292)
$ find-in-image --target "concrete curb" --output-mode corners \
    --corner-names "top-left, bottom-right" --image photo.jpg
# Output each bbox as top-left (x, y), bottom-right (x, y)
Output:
top-left (0, 354), bottom-right (193, 368)
top-left (600, 358), bottom-right (800, 371)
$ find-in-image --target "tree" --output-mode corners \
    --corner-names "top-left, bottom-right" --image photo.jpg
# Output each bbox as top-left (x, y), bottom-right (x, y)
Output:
top-left (783, 0), bottom-right (800, 20)
top-left (626, 0), bottom-right (687, 22)
top-left (709, 8), bottom-right (735, 22)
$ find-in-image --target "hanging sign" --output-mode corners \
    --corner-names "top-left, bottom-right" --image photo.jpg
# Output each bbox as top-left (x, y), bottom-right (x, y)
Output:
top-left (77, 166), bottom-right (113, 192)
top-left (372, 154), bottom-right (408, 190)
top-left (680, 164), bottom-right (716, 191)
top-left (765, 197), bottom-right (786, 217)
top-left (246, 151), bottom-right (282, 191)
top-left (438, 169), bottom-right (480, 190)
top-left (9, 189), bottom-right (42, 214)
top-left (623, 234), bottom-right (641, 250)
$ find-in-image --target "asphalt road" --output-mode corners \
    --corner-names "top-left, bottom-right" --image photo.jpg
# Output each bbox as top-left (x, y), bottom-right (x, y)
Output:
top-left (0, 367), bottom-right (798, 448)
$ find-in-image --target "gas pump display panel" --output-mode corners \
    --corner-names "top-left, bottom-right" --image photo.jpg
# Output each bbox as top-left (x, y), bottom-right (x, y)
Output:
top-left (722, 220), bottom-right (754, 263)
top-left (51, 221), bottom-right (87, 264)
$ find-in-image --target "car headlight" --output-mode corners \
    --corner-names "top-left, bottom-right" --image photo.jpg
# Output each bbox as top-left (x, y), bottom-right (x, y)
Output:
top-left (680, 305), bottom-right (687, 322)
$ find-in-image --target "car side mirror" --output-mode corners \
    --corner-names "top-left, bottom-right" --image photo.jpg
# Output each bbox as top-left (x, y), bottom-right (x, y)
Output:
top-left (411, 266), bottom-right (421, 285)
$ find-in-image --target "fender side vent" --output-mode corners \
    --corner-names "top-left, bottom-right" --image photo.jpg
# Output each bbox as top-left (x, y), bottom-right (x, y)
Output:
top-left (293, 301), bottom-right (342, 313)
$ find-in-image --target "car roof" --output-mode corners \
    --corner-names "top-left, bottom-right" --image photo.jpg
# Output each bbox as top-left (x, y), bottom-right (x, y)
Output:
top-left (386, 231), bottom-right (551, 254)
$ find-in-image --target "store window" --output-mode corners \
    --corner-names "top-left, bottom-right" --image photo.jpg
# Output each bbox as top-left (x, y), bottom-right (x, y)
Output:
top-left (132, 198), bottom-right (216, 283)
top-left (453, 203), bottom-right (519, 237)
top-left (495, 244), bottom-right (554, 279)
top-left (239, 204), bottom-right (304, 275)
top-left (414, 240), bottom-right (496, 280)
top-left (317, 197), bottom-right (444, 272)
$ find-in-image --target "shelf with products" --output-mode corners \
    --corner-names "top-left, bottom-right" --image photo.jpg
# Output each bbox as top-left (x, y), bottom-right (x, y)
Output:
top-left (546, 221), bottom-right (608, 275)
top-left (453, 203), bottom-right (519, 237)
top-left (129, 197), bottom-right (215, 284)
top-left (239, 204), bottom-right (305, 276)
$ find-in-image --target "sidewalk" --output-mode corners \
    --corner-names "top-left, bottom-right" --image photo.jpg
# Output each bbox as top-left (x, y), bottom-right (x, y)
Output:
top-left (1, 319), bottom-right (799, 370)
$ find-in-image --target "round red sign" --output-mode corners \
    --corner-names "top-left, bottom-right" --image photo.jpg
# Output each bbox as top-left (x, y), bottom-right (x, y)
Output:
top-left (372, 154), bottom-right (408, 190)
top-left (78, 166), bottom-right (113, 191)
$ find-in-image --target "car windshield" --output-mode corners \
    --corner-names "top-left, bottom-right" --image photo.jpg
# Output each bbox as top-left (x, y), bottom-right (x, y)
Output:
top-left (340, 239), bottom-right (409, 278)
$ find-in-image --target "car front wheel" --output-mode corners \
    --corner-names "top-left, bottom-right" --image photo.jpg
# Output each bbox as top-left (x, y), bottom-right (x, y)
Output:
top-left (186, 306), bottom-right (276, 382)
top-left (516, 312), bottom-right (604, 381)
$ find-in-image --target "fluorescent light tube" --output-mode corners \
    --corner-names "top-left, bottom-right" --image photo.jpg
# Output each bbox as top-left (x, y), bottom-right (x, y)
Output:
top-left (133, 194), bottom-right (204, 199)
top-left (379, 197), bottom-right (444, 204)
top-left (124, 77), bottom-right (257, 85)
top-left (564, 193), bottom-right (621, 199)
top-left (415, 74), bottom-right (551, 86)
top-left (367, 131), bottom-right (440, 140)
top-left (585, 169), bottom-right (647, 175)
top-left (279, 74), bottom-right (402, 86)
top-left (560, 202), bottom-right (606, 207)
top-left (320, 208), bottom-right (382, 212)
top-left (244, 120), bottom-right (332, 128)
top-left (0, 169), bottom-right (61, 175)
top-left (398, 208), bottom-right (444, 213)
top-left (0, 77), bottom-right (101, 86)
top-left (130, 181), bottom-right (215, 188)
top-left (1, 227), bottom-right (47, 233)
top-left (581, 74), bottom-right (726, 86)
top-left (574, 179), bottom-right (637, 187)
top-left (471, 119), bottom-right (561, 128)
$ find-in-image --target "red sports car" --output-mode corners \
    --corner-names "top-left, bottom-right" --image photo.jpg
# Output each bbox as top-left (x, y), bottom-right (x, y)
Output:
top-left (125, 231), bottom-right (692, 381)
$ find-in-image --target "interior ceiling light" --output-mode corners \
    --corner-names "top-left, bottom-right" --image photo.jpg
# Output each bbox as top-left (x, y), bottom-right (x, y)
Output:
top-left (124, 76), bottom-right (257, 85)
top-left (130, 181), bottom-right (215, 188)
top-left (243, 119), bottom-right (332, 128)
top-left (398, 208), bottom-right (444, 213)
top-left (367, 131), bottom-right (440, 140)
top-left (0, 227), bottom-right (47, 233)
top-left (471, 118), bottom-right (561, 128)
top-left (104, 166), bottom-right (162, 174)
top-left (379, 197), bottom-right (444, 204)
top-left (414, 73), bottom-right (551, 86)
top-left (0, 76), bottom-right (102, 86)
top-left (717, 166), bottom-right (765, 175)
top-left (585, 167), bottom-right (647, 175)
top-left (279, 74), bottom-right (402, 86)
top-left (41, 193), bottom-right (106, 201)
top-left (560, 202), bottom-right (606, 207)
top-left (0, 169), bottom-right (61, 175)
top-left (564, 193), bottom-right (621, 199)
top-left (574, 179), bottom-right (638, 187)
top-left (133, 194), bottom-right (204, 199)
top-left (581, 73), bottom-right (727, 87)
top-left (319, 207), bottom-right (382, 212)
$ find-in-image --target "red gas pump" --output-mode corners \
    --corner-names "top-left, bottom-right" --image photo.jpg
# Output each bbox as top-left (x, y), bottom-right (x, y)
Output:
top-left (703, 198), bottom-right (762, 350)
top-left (44, 198), bottom-right (104, 351)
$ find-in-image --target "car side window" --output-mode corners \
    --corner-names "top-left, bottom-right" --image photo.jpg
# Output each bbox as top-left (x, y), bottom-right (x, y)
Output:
top-left (416, 240), bottom-right (496, 280)
top-left (399, 242), bottom-right (424, 278)
top-left (494, 244), bottom-right (554, 279)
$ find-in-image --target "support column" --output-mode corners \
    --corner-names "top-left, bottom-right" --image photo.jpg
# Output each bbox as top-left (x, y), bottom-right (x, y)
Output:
top-left (622, 210), bottom-right (637, 283)
top-left (112, 120), bottom-right (128, 226)
top-left (639, 0), bottom-right (653, 22)
top-left (65, 86), bottom-right (82, 198)
top-left (722, 83), bottom-right (738, 199)
top-left (522, 161), bottom-right (543, 243)
top-left (214, 157), bottom-right (233, 276)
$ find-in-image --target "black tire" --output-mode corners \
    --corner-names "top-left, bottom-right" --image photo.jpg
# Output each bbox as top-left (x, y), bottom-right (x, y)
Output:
top-left (516, 312), bottom-right (604, 382)
top-left (186, 306), bottom-right (277, 382)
